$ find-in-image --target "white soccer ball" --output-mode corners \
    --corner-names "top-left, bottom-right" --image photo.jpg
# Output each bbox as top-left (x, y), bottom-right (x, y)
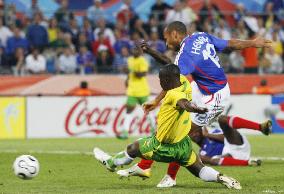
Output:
top-left (13, 155), bottom-right (40, 179)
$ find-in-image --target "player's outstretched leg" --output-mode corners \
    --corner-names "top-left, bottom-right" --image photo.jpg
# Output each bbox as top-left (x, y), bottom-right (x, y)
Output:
top-left (93, 141), bottom-right (140, 172)
top-left (200, 155), bottom-right (261, 166)
top-left (187, 153), bottom-right (242, 190)
top-left (117, 159), bottom-right (153, 179)
top-left (218, 115), bottom-right (272, 135)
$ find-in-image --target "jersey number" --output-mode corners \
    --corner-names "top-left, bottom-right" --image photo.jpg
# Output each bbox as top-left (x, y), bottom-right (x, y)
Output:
top-left (202, 43), bottom-right (221, 68)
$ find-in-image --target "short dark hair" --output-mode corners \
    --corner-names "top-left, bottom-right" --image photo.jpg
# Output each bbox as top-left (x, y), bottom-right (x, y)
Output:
top-left (166, 21), bottom-right (187, 35)
top-left (159, 64), bottom-right (180, 79)
top-left (80, 81), bottom-right (88, 89)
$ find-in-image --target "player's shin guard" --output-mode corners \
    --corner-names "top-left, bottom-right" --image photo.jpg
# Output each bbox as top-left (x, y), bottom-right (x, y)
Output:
top-left (228, 116), bottom-right (260, 131)
top-left (110, 151), bottom-right (134, 167)
top-left (199, 166), bottom-right (219, 182)
top-left (219, 157), bottom-right (248, 166)
top-left (137, 159), bottom-right (154, 170)
top-left (167, 162), bottom-right (180, 180)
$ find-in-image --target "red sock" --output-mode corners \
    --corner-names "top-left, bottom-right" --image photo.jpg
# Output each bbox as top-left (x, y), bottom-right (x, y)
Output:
top-left (137, 159), bottom-right (154, 170)
top-left (228, 116), bottom-right (260, 131)
top-left (167, 162), bottom-right (181, 180)
top-left (220, 157), bottom-right (248, 166)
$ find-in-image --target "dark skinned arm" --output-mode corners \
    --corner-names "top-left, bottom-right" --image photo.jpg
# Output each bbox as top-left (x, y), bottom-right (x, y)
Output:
top-left (202, 126), bottom-right (224, 142)
top-left (140, 41), bottom-right (172, 65)
top-left (227, 36), bottom-right (272, 50)
top-left (176, 99), bottom-right (208, 114)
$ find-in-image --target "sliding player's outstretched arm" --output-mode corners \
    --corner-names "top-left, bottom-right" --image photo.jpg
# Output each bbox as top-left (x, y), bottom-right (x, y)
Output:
top-left (227, 36), bottom-right (272, 50)
top-left (140, 41), bottom-right (172, 65)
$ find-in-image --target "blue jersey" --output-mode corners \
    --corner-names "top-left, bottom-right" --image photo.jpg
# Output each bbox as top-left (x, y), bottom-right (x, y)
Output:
top-left (199, 128), bottom-right (224, 157)
top-left (175, 32), bottom-right (228, 95)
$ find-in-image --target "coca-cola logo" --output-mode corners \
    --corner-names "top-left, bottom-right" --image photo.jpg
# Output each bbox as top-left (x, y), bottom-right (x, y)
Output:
top-left (65, 98), bottom-right (154, 136)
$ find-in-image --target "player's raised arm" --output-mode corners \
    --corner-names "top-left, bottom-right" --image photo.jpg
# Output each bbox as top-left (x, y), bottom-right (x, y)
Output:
top-left (140, 41), bottom-right (172, 65)
top-left (177, 99), bottom-right (208, 114)
top-left (227, 36), bottom-right (272, 50)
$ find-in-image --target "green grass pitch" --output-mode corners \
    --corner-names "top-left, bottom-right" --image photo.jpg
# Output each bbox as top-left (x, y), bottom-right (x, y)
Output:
top-left (0, 135), bottom-right (284, 194)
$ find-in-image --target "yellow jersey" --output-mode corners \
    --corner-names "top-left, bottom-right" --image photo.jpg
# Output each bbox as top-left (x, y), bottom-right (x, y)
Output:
top-left (127, 56), bottom-right (150, 97)
top-left (156, 75), bottom-right (192, 144)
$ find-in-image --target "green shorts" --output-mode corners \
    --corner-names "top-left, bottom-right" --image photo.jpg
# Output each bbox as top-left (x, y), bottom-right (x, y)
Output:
top-left (138, 136), bottom-right (197, 167)
top-left (126, 96), bottom-right (148, 107)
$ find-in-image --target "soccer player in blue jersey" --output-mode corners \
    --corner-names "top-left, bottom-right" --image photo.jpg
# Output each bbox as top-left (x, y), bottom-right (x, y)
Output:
top-left (117, 21), bottom-right (272, 188)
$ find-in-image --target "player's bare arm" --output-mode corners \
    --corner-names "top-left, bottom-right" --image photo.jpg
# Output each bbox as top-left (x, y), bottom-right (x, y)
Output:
top-left (140, 41), bottom-right (172, 65)
top-left (202, 127), bottom-right (224, 142)
top-left (227, 36), bottom-right (272, 50)
top-left (143, 90), bottom-right (167, 114)
top-left (177, 99), bottom-right (208, 114)
top-left (134, 72), bottom-right (147, 78)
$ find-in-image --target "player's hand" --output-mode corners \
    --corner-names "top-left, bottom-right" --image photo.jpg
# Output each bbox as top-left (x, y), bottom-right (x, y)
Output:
top-left (202, 127), bottom-right (209, 137)
top-left (253, 37), bottom-right (272, 48)
top-left (190, 102), bottom-right (208, 114)
top-left (139, 40), bottom-right (151, 53)
top-left (143, 100), bottom-right (159, 114)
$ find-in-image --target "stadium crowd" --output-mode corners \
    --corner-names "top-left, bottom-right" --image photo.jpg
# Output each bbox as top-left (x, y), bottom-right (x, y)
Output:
top-left (0, 0), bottom-right (283, 75)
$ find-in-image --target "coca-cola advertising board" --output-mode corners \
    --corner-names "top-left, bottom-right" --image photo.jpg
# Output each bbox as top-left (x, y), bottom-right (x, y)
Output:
top-left (27, 96), bottom-right (157, 138)
top-left (27, 95), bottom-right (272, 138)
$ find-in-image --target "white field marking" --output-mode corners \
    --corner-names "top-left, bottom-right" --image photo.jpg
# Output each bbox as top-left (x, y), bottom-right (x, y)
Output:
top-left (1, 150), bottom-right (284, 161)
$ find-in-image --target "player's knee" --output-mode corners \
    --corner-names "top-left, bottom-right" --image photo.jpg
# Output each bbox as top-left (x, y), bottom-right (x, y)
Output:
top-left (126, 142), bottom-right (139, 158)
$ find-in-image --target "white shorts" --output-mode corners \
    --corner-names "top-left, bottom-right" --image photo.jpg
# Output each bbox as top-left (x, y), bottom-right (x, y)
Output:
top-left (222, 133), bottom-right (251, 160)
top-left (191, 81), bottom-right (231, 126)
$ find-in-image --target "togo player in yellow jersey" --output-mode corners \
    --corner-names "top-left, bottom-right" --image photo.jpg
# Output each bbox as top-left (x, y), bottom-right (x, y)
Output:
top-left (118, 47), bottom-right (155, 139)
top-left (94, 64), bottom-right (241, 190)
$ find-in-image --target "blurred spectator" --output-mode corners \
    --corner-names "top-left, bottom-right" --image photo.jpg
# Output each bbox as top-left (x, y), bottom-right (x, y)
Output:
top-left (75, 33), bottom-right (92, 52)
top-left (26, 13), bottom-right (48, 50)
top-left (0, 18), bottom-right (12, 48)
top-left (6, 27), bottom-right (28, 55)
top-left (148, 31), bottom-right (166, 54)
top-left (47, 18), bottom-right (58, 43)
top-left (214, 19), bottom-right (231, 39)
top-left (270, 30), bottom-right (283, 57)
top-left (233, 3), bottom-right (246, 22)
top-left (93, 18), bottom-right (116, 46)
top-left (64, 33), bottom-right (75, 51)
top-left (54, 0), bottom-right (74, 27)
top-left (258, 48), bottom-right (271, 74)
top-left (57, 47), bottom-right (77, 74)
top-left (116, 0), bottom-right (136, 27)
top-left (25, 48), bottom-right (46, 74)
top-left (252, 79), bottom-right (273, 94)
top-left (50, 29), bottom-right (68, 54)
top-left (150, 0), bottom-right (172, 23)
top-left (77, 45), bottom-right (95, 74)
top-left (11, 47), bottom-right (25, 75)
top-left (263, 2), bottom-right (276, 29)
top-left (202, 19), bottom-right (213, 33)
top-left (113, 46), bottom-right (130, 73)
top-left (264, 0), bottom-right (284, 12)
top-left (26, 0), bottom-right (41, 19)
top-left (68, 18), bottom-right (79, 44)
top-left (266, 47), bottom-right (283, 74)
top-left (165, 0), bottom-right (197, 26)
top-left (87, 0), bottom-right (106, 26)
top-left (5, 4), bottom-right (17, 27)
top-left (80, 18), bottom-right (93, 42)
top-left (229, 51), bottom-right (244, 73)
top-left (96, 48), bottom-right (113, 73)
top-left (236, 20), bottom-right (248, 39)
top-left (130, 19), bottom-right (149, 41)
top-left (114, 19), bottom-right (128, 38)
top-left (199, 0), bottom-right (223, 25)
top-left (144, 17), bottom-right (163, 40)
top-left (257, 17), bottom-right (267, 37)
top-left (0, 46), bottom-right (9, 74)
top-left (92, 31), bottom-right (115, 57)
top-left (68, 81), bottom-right (95, 96)
top-left (113, 29), bottom-right (131, 55)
